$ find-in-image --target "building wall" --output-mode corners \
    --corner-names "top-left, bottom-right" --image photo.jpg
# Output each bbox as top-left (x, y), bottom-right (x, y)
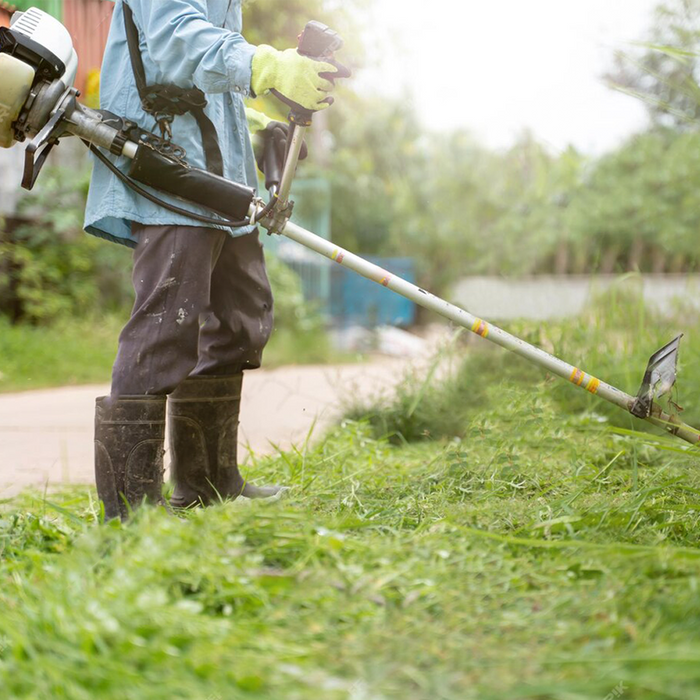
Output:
top-left (63, 0), bottom-right (113, 96)
top-left (0, 1), bottom-right (114, 94)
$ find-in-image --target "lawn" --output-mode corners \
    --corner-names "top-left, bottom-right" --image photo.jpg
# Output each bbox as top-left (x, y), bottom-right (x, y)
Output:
top-left (0, 315), bottom-right (350, 394)
top-left (1, 293), bottom-right (700, 699)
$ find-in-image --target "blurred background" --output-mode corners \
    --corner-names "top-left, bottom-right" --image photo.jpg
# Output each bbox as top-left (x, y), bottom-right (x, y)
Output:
top-left (1, 0), bottom-right (700, 389)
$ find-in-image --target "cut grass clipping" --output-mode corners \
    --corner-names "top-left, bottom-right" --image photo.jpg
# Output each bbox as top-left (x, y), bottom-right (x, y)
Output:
top-left (2, 290), bottom-right (700, 699)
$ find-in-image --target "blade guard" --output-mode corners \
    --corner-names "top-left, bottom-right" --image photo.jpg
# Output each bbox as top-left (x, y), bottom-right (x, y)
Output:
top-left (631, 335), bottom-right (683, 419)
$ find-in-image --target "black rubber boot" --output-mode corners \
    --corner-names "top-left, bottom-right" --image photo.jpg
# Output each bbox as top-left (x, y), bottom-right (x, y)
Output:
top-left (168, 374), bottom-right (282, 509)
top-left (94, 395), bottom-right (167, 521)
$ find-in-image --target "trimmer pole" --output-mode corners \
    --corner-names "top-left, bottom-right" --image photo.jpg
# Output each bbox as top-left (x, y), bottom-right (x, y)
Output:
top-left (275, 219), bottom-right (700, 448)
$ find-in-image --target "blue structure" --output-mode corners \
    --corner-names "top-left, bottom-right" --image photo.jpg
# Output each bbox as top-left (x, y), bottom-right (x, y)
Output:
top-left (330, 257), bottom-right (416, 328)
top-left (262, 178), bottom-right (332, 306)
top-left (263, 177), bottom-right (417, 328)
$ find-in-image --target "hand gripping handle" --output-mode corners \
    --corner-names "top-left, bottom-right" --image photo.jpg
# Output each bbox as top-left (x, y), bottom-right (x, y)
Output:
top-left (271, 20), bottom-right (351, 126)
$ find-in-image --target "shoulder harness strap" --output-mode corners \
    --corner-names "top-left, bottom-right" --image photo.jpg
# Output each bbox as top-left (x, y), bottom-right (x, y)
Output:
top-left (122, 2), bottom-right (224, 176)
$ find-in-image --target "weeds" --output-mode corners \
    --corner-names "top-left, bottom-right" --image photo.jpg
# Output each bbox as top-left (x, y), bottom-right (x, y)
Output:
top-left (346, 284), bottom-right (700, 443)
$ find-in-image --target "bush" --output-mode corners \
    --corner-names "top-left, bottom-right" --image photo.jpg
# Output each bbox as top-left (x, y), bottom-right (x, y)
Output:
top-left (0, 167), bottom-right (132, 324)
top-left (0, 165), bottom-right (323, 335)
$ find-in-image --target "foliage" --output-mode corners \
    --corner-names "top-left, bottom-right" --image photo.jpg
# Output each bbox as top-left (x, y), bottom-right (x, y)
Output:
top-left (0, 257), bottom-right (344, 393)
top-left (0, 162), bottom-right (331, 361)
top-left (2, 355), bottom-right (700, 697)
top-left (567, 129), bottom-right (700, 272)
top-left (0, 168), bottom-right (132, 324)
top-left (265, 255), bottom-right (323, 335)
top-left (7, 0), bottom-right (700, 330)
top-left (327, 84), bottom-right (700, 290)
top-left (606, 0), bottom-right (700, 129)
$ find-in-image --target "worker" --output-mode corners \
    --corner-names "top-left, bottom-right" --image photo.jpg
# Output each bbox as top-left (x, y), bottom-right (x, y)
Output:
top-left (84, 0), bottom-right (340, 520)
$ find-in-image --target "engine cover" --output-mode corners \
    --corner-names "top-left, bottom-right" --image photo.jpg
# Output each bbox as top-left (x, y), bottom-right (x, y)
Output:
top-left (0, 53), bottom-right (35, 148)
top-left (8, 8), bottom-right (78, 87)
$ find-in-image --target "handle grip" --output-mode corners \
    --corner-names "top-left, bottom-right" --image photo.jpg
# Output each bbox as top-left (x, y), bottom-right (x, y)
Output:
top-left (297, 20), bottom-right (344, 59)
top-left (273, 20), bottom-right (350, 126)
top-left (262, 134), bottom-right (282, 191)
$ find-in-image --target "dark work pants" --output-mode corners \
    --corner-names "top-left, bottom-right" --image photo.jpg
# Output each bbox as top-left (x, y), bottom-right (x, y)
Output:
top-left (111, 224), bottom-right (274, 397)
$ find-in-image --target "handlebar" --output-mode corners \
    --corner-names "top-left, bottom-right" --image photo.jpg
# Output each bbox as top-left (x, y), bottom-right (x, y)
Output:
top-left (271, 20), bottom-right (350, 126)
top-left (264, 21), bottom-right (349, 214)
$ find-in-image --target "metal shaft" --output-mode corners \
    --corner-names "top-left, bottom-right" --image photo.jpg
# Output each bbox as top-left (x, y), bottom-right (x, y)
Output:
top-left (279, 219), bottom-right (700, 447)
top-left (277, 124), bottom-right (307, 205)
top-left (64, 103), bottom-right (138, 158)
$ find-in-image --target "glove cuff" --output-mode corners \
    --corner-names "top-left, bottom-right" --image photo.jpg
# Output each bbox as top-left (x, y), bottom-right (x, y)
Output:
top-left (245, 107), bottom-right (273, 134)
top-left (251, 44), bottom-right (280, 98)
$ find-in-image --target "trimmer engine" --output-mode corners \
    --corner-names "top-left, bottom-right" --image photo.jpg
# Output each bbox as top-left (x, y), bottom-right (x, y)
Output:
top-left (0, 7), bottom-right (77, 147)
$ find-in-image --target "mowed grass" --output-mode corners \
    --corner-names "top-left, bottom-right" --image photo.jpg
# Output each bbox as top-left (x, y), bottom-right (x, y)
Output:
top-left (2, 291), bottom-right (700, 699)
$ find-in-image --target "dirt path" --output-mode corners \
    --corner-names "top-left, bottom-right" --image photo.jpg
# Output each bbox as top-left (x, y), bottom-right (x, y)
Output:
top-left (0, 359), bottom-right (411, 499)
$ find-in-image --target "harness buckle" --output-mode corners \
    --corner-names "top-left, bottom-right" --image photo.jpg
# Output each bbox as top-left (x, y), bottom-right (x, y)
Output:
top-left (156, 114), bottom-right (174, 142)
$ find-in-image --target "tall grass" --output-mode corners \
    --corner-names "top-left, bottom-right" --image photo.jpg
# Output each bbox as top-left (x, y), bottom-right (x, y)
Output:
top-left (346, 285), bottom-right (700, 443)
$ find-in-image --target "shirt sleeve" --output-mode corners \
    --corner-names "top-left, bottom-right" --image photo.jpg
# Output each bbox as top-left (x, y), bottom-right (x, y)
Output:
top-left (126, 0), bottom-right (257, 95)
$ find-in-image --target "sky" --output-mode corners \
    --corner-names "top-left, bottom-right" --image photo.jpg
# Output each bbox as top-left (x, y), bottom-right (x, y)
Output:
top-left (355, 0), bottom-right (662, 154)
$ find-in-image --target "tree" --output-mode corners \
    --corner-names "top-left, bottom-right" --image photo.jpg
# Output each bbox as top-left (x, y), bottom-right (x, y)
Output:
top-left (567, 130), bottom-right (700, 273)
top-left (606, 0), bottom-right (700, 129)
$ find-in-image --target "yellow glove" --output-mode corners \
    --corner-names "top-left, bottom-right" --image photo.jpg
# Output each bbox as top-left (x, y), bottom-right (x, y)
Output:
top-left (251, 45), bottom-right (338, 112)
top-left (245, 107), bottom-right (273, 134)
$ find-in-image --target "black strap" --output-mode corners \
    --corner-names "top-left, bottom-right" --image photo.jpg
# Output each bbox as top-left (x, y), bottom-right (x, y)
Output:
top-left (191, 109), bottom-right (224, 175)
top-left (121, 2), bottom-right (224, 176)
top-left (122, 2), bottom-right (148, 98)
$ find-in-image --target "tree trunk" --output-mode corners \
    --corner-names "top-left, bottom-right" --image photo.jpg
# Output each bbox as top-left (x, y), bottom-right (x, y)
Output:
top-left (554, 241), bottom-right (569, 275)
top-left (600, 245), bottom-right (621, 275)
top-left (627, 238), bottom-right (644, 271)
top-left (669, 252), bottom-right (686, 273)
top-left (572, 244), bottom-right (589, 274)
top-left (651, 247), bottom-right (667, 274)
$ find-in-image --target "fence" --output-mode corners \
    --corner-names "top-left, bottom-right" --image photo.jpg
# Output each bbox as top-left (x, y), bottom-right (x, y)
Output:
top-left (263, 178), bottom-right (333, 308)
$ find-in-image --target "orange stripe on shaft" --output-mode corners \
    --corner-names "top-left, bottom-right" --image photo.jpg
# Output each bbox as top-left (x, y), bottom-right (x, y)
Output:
top-left (586, 378), bottom-right (601, 395)
top-left (570, 368), bottom-right (585, 386)
top-left (471, 319), bottom-right (489, 338)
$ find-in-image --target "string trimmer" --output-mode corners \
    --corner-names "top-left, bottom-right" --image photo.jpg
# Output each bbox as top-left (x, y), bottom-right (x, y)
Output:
top-left (1, 8), bottom-right (698, 446)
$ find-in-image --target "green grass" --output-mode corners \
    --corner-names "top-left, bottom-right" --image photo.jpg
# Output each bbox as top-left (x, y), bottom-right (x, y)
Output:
top-left (2, 408), bottom-right (700, 699)
top-left (0, 316), bottom-right (357, 394)
top-left (2, 290), bottom-right (700, 698)
top-left (0, 316), bottom-right (123, 393)
top-left (347, 283), bottom-right (700, 443)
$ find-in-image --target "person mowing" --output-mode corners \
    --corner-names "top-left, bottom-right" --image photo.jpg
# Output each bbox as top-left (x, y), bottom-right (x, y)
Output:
top-left (85, 0), bottom-right (340, 520)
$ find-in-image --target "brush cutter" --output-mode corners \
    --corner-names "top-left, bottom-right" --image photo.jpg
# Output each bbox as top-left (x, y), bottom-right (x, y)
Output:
top-left (1, 8), bottom-right (698, 447)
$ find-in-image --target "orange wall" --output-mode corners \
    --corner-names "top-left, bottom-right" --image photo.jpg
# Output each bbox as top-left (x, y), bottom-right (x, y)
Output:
top-left (63, 0), bottom-right (113, 95)
top-left (0, 2), bottom-right (114, 94)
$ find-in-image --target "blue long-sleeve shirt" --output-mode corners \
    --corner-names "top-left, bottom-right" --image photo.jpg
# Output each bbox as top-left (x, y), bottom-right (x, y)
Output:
top-left (84, 0), bottom-right (258, 247)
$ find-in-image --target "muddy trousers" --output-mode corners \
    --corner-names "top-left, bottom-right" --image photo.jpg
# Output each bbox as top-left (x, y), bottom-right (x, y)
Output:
top-left (111, 224), bottom-right (274, 397)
